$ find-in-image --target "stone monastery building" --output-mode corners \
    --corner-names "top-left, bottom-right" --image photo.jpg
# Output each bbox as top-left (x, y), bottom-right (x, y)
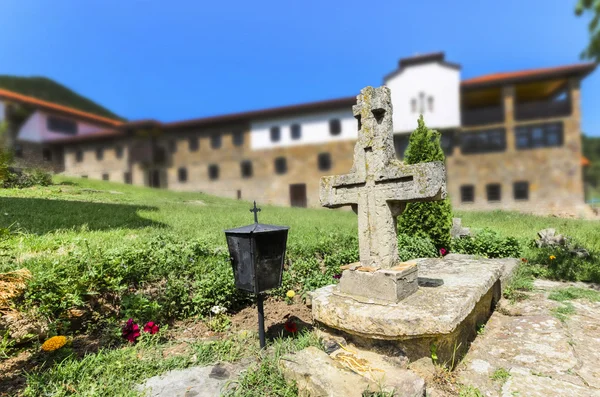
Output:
top-left (2, 52), bottom-right (596, 216)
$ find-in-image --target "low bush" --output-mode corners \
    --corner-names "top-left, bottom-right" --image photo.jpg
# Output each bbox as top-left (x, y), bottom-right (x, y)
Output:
top-left (397, 233), bottom-right (438, 261)
top-left (2, 167), bottom-right (52, 188)
top-left (450, 228), bottom-right (521, 258)
top-left (525, 244), bottom-right (600, 283)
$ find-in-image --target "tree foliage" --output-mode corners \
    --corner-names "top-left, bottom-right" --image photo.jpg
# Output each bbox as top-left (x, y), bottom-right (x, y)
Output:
top-left (397, 115), bottom-right (453, 249)
top-left (576, 0), bottom-right (600, 61)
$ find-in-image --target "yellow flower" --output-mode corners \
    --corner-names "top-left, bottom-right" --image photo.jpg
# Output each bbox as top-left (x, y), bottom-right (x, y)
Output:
top-left (286, 290), bottom-right (296, 299)
top-left (549, 255), bottom-right (556, 260)
top-left (41, 336), bottom-right (67, 352)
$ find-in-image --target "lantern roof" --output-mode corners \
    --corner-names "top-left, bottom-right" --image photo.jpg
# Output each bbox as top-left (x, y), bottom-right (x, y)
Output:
top-left (224, 223), bottom-right (290, 235)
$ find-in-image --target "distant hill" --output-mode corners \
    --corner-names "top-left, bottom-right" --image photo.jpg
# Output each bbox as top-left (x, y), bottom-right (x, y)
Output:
top-left (0, 75), bottom-right (125, 121)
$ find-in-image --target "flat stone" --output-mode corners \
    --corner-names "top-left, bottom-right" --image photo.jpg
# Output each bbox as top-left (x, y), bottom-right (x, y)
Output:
top-left (312, 255), bottom-right (518, 339)
top-left (502, 367), bottom-right (600, 397)
top-left (137, 361), bottom-right (249, 397)
top-left (280, 346), bottom-right (425, 397)
top-left (457, 280), bottom-right (600, 396)
top-left (338, 264), bottom-right (418, 302)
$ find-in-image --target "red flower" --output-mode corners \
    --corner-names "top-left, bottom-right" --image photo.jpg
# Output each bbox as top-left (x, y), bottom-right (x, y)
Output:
top-left (439, 248), bottom-right (448, 256)
top-left (333, 273), bottom-right (342, 279)
top-left (521, 258), bottom-right (528, 262)
top-left (122, 318), bottom-right (141, 343)
top-left (284, 319), bottom-right (298, 334)
top-left (143, 321), bottom-right (160, 335)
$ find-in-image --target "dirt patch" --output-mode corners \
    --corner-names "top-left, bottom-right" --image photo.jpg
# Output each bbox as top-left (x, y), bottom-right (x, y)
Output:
top-left (0, 349), bottom-right (33, 397)
top-left (230, 297), bottom-right (313, 339)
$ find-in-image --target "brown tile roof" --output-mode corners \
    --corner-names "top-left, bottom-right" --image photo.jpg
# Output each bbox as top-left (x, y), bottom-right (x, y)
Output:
top-left (582, 155), bottom-right (591, 167)
top-left (0, 88), bottom-right (123, 127)
top-left (461, 63), bottom-right (597, 89)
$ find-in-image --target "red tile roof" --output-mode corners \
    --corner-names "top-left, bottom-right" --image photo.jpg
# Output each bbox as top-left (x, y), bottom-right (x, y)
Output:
top-left (0, 88), bottom-right (123, 127)
top-left (462, 63), bottom-right (596, 88)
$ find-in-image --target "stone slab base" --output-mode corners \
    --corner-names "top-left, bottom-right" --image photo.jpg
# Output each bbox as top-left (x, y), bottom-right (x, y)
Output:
top-left (339, 262), bottom-right (418, 302)
top-left (279, 346), bottom-right (425, 397)
top-left (312, 254), bottom-right (519, 364)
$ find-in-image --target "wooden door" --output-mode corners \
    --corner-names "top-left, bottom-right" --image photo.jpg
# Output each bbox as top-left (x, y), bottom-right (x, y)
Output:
top-left (289, 184), bottom-right (307, 208)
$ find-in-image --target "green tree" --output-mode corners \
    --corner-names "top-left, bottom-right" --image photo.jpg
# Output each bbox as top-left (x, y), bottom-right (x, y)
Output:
top-left (576, 0), bottom-right (600, 61)
top-left (397, 115), bottom-right (452, 249)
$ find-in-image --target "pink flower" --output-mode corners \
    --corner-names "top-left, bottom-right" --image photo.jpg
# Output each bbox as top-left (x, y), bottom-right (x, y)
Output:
top-left (333, 273), bottom-right (342, 279)
top-left (439, 248), bottom-right (448, 256)
top-left (143, 321), bottom-right (160, 335)
top-left (122, 318), bottom-right (141, 343)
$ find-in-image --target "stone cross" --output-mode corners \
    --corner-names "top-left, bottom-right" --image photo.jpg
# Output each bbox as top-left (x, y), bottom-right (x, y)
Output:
top-left (320, 86), bottom-right (447, 269)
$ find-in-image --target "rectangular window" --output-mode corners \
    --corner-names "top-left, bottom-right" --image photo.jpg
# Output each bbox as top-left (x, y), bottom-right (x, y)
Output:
top-left (241, 160), bottom-right (253, 178)
top-left (115, 146), bottom-right (123, 159)
top-left (329, 119), bottom-right (341, 136)
top-left (189, 137), bottom-right (199, 152)
top-left (460, 185), bottom-right (475, 203)
top-left (513, 181), bottom-right (529, 200)
top-left (486, 183), bottom-right (501, 202)
top-left (169, 140), bottom-right (177, 153)
top-left (515, 122), bottom-right (563, 150)
top-left (270, 126), bottom-right (281, 142)
top-left (237, 190), bottom-right (242, 200)
top-left (318, 153), bottom-right (332, 171)
top-left (76, 150), bottom-right (83, 162)
top-left (274, 157), bottom-right (287, 174)
top-left (102, 173), bottom-right (109, 181)
top-left (178, 167), bottom-right (187, 182)
top-left (211, 134), bottom-right (222, 149)
top-left (42, 148), bottom-right (52, 161)
top-left (124, 172), bottom-right (132, 184)
top-left (233, 130), bottom-right (244, 146)
top-left (394, 134), bottom-right (410, 160)
top-left (96, 148), bottom-right (104, 161)
top-left (208, 164), bottom-right (219, 180)
top-left (47, 116), bottom-right (78, 135)
top-left (291, 124), bottom-right (302, 140)
top-left (460, 128), bottom-right (506, 154)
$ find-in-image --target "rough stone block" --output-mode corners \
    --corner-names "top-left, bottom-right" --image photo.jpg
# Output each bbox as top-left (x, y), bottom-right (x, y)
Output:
top-left (338, 263), bottom-right (418, 302)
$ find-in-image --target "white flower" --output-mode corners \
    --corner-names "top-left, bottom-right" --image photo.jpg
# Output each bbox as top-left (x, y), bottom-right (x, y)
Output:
top-left (211, 305), bottom-right (226, 315)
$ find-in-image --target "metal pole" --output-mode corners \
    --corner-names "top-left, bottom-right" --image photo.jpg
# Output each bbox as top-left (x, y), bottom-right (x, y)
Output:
top-left (257, 293), bottom-right (266, 348)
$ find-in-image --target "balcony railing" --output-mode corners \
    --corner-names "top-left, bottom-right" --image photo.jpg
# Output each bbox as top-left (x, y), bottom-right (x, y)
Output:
top-left (514, 100), bottom-right (571, 121)
top-left (461, 106), bottom-right (504, 127)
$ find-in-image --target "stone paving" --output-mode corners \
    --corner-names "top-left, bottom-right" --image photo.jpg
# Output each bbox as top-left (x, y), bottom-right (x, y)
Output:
top-left (455, 279), bottom-right (600, 397)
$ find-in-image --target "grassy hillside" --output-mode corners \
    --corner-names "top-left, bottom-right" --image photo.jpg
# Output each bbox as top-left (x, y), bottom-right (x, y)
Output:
top-left (0, 75), bottom-right (124, 121)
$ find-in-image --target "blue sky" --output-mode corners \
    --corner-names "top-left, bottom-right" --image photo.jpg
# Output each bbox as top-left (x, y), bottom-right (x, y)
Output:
top-left (1, 1), bottom-right (599, 136)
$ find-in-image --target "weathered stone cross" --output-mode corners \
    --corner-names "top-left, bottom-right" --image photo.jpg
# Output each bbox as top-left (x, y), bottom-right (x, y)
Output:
top-left (320, 86), bottom-right (447, 269)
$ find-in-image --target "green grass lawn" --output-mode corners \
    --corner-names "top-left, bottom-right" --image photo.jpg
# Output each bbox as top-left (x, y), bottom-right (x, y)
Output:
top-left (1, 176), bottom-right (599, 396)
top-left (1, 175), bottom-right (597, 258)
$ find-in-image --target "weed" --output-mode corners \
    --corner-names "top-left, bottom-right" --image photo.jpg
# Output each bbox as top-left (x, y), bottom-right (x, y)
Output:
top-left (458, 385), bottom-right (484, 397)
top-left (0, 330), bottom-right (15, 358)
top-left (476, 324), bottom-right (485, 335)
top-left (490, 367), bottom-right (510, 383)
top-left (548, 287), bottom-right (600, 303)
top-left (551, 302), bottom-right (576, 322)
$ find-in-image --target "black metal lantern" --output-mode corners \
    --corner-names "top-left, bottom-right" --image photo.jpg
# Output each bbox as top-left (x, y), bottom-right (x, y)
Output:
top-left (224, 202), bottom-right (289, 347)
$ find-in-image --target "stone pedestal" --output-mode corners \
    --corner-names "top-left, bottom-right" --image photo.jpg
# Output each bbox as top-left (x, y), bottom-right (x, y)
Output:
top-left (311, 255), bottom-right (520, 364)
top-left (338, 262), bottom-right (418, 303)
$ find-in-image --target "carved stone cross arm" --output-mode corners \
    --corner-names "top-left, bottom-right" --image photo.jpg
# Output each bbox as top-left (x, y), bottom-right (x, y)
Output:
top-left (319, 85), bottom-right (447, 270)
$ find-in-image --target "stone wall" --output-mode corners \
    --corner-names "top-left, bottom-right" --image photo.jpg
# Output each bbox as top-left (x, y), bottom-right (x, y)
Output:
top-left (60, 79), bottom-right (587, 216)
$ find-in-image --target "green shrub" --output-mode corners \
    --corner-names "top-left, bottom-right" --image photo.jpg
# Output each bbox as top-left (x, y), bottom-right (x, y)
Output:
top-left (397, 233), bottom-right (437, 261)
top-left (3, 168), bottom-right (52, 188)
top-left (451, 228), bottom-right (521, 258)
top-left (398, 115), bottom-right (452, 249)
top-left (526, 244), bottom-right (600, 283)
